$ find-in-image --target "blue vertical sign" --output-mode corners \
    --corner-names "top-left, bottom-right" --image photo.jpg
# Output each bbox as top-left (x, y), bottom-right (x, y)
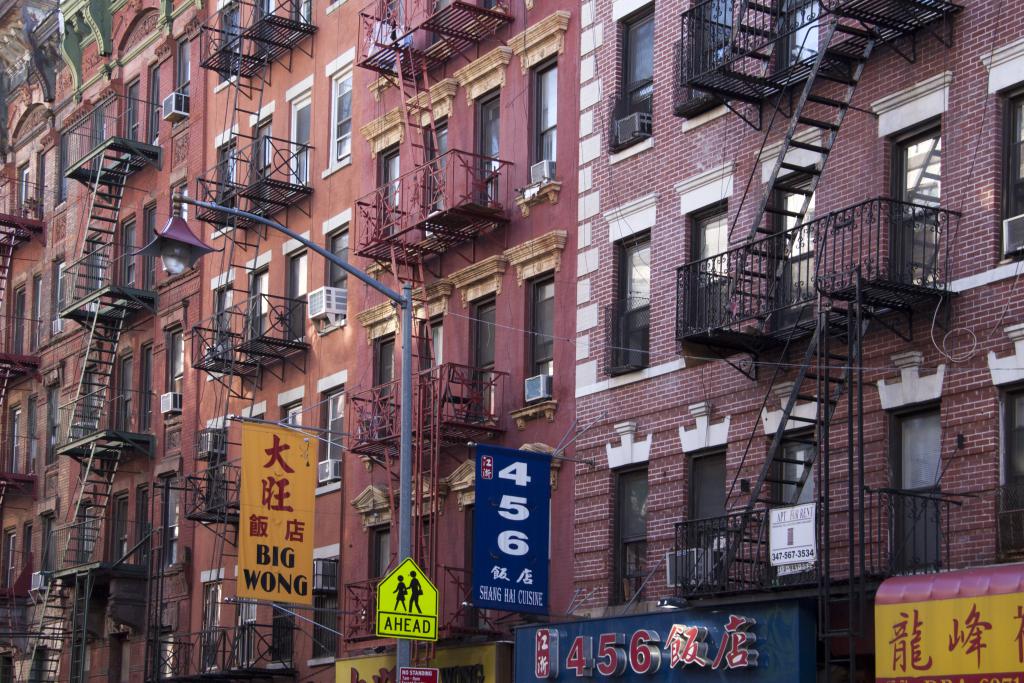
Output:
top-left (473, 444), bottom-right (550, 614)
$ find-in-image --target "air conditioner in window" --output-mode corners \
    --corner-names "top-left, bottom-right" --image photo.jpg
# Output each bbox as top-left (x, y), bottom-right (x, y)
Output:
top-left (524, 374), bottom-right (552, 404)
top-left (317, 457), bottom-right (342, 485)
top-left (529, 160), bottom-right (556, 185)
top-left (308, 286), bottom-right (348, 324)
top-left (162, 91), bottom-right (190, 123)
top-left (197, 427), bottom-right (228, 461)
top-left (31, 571), bottom-right (49, 592)
top-left (665, 546), bottom-right (724, 588)
top-left (52, 318), bottom-right (64, 335)
top-left (615, 112), bottom-right (652, 147)
top-left (1004, 214), bottom-right (1024, 256)
top-left (160, 392), bottom-right (182, 415)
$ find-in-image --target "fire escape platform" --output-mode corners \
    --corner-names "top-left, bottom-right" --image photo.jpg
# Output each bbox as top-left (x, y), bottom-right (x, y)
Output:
top-left (0, 472), bottom-right (36, 499)
top-left (242, 13), bottom-right (317, 59)
top-left (192, 328), bottom-right (261, 377)
top-left (199, 29), bottom-right (268, 78)
top-left (0, 352), bottom-right (41, 382)
top-left (59, 286), bottom-right (158, 324)
top-left (0, 212), bottom-right (45, 243)
top-left (238, 174), bottom-right (313, 210)
top-left (65, 137), bottom-right (162, 185)
top-left (50, 562), bottom-right (147, 584)
top-left (55, 431), bottom-right (155, 462)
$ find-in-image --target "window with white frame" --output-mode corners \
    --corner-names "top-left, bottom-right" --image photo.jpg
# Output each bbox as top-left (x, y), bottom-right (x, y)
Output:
top-left (331, 73), bottom-right (353, 166)
top-left (291, 97), bottom-right (311, 185)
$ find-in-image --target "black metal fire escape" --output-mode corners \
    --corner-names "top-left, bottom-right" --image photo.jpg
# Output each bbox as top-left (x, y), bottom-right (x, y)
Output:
top-left (672, 1), bottom-right (961, 680)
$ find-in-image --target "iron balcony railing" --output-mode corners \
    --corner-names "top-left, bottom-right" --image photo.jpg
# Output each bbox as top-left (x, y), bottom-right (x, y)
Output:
top-left (997, 481), bottom-right (1024, 561)
top-left (0, 550), bottom-right (33, 650)
top-left (157, 623), bottom-right (295, 679)
top-left (59, 249), bottom-right (157, 315)
top-left (355, 149), bottom-right (511, 262)
top-left (676, 197), bottom-right (954, 342)
top-left (605, 296), bottom-right (650, 375)
top-left (53, 517), bottom-right (148, 573)
top-left (1, 317), bottom-right (42, 360)
top-left (672, 488), bottom-right (960, 598)
top-left (183, 462), bottom-right (241, 523)
top-left (673, 39), bottom-right (718, 118)
top-left (62, 94), bottom-right (160, 172)
top-left (349, 362), bottom-right (507, 456)
top-left (609, 79), bottom-right (653, 151)
top-left (244, 0), bottom-right (317, 56)
top-left (192, 293), bottom-right (309, 371)
top-left (0, 435), bottom-right (40, 483)
top-left (58, 389), bottom-right (155, 448)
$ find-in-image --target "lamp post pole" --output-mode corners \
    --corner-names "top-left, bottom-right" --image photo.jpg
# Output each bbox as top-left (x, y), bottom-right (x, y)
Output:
top-left (171, 194), bottom-right (415, 669)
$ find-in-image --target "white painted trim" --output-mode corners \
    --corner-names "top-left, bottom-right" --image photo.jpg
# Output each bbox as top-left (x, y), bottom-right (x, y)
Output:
top-left (877, 353), bottom-right (945, 410)
top-left (982, 36), bottom-right (1024, 94)
top-left (612, 0), bottom-right (652, 22)
top-left (604, 193), bottom-right (658, 242)
top-left (213, 76), bottom-right (237, 94)
top-left (200, 568), bottom-right (225, 583)
top-left (248, 101), bottom-right (275, 127)
top-left (277, 385), bottom-right (306, 407)
top-left (606, 421), bottom-right (652, 469)
top-left (316, 481), bottom-right (342, 496)
top-left (950, 261), bottom-right (1022, 293)
top-left (322, 208), bottom-right (352, 236)
top-left (325, 0), bottom-right (346, 14)
top-left (313, 543), bottom-right (341, 559)
top-left (317, 370), bottom-right (348, 394)
top-left (242, 401), bottom-right (266, 418)
top-left (244, 250), bottom-right (272, 271)
top-left (576, 358), bottom-right (686, 398)
top-left (214, 124), bottom-right (238, 149)
top-left (988, 323), bottom-right (1024, 386)
top-left (210, 268), bottom-right (235, 291)
top-left (322, 158), bottom-right (353, 179)
top-left (608, 136), bottom-right (654, 165)
top-left (325, 48), bottom-right (356, 77)
top-left (206, 416), bottom-right (227, 429)
top-left (307, 657), bottom-right (337, 668)
top-left (679, 402), bottom-right (730, 454)
top-left (281, 231), bottom-right (311, 255)
top-left (757, 129), bottom-right (822, 183)
top-left (870, 71), bottom-right (952, 138)
top-left (286, 75), bottom-right (314, 102)
top-left (681, 105), bottom-right (729, 132)
top-left (675, 163), bottom-right (734, 216)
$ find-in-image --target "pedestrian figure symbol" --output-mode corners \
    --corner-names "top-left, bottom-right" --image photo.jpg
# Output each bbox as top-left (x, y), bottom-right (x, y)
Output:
top-left (409, 571), bottom-right (423, 614)
top-left (375, 557), bottom-right (439, 642)
top-left (393, 574), bottom-right (408, 611)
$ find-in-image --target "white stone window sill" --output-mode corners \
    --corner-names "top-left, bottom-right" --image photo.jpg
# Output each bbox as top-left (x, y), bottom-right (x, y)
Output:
top-left (608, 136), bottom-right (654, 165)
top-left (308, 657), bottom-right (336, 668)
top-left (325, 0), bottom-right (346, 14)
top-left (316, 481), bottom-right (342, 496)
top-left (681, 105), bottom-right (729, 133)
top-left (321, 158), bottom-right (352, 179)
top-left (213, 76), bottom-right (238, 94)
top-left (316, 318), bottom-right (346, 337)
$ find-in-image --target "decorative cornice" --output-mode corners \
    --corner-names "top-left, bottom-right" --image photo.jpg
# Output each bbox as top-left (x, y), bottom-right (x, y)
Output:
top-left (870, 71), bottom-right (953, 118)
top-left (445, 460), bottom-right (476, 510)
top-left (515, 180), bottom-right (561, 216)
top-left (358, 107), bottom-right (404, 157)
top-left (407, 78), bottom-right (459, 126)
top-left (453, 46), bottom-right (513, 104)
top-left (508, 11), bottom-right (570, 73)
top-left (449, 255), bottom-right (508, 304)
top-left (351, 485), bottom-right (390, 529)
top-left (355, 301), bottom-right (398, 343)
top-left (504, 230), bottom-right (567, 285)
top-left (413, 279), bottom-right (454, 319)
top-left (369, 75), bottom-right (393, 101)
top-left (510, 400), bottom-right (557, 430)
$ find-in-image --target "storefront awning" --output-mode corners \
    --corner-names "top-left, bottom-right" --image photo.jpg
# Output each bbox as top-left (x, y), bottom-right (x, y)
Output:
top-left (875, 563), bottom-right (1024, 683)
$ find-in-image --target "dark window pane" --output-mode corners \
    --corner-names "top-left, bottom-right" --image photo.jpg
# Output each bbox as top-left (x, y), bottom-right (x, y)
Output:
top-left (691, 452), bottom-right (725, 519)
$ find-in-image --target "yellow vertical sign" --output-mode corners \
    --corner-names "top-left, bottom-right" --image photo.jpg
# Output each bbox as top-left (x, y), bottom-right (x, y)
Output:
top-left (238, 423), bottom-right (315, 605)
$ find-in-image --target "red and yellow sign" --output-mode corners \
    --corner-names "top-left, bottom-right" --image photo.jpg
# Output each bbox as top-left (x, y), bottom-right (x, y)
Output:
top-left (876, 587), bottom-right (1024, 682)
top-left (238, 423), bottom-right (315, 605)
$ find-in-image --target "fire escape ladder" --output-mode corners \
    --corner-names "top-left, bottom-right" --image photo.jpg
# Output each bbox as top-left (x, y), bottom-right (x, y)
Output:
top-left (0, 230), bottom-right (17, 430)
top-left (68, 571), bottom-right (96, 683)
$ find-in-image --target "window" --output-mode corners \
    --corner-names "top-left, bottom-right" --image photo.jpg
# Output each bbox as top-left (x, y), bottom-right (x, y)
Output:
top-left (254, 119), bottom-right (273, 181)
top-left (140, 344), bottom-right (153, 430)
top-left (143, 206), bottom-right (157, 289)
top-left (167, 329), bottom-right (184, 394)
top-left (148, 63), bottom-right (161, 144)
top-left (110, 493), bottom-right (129, 562)
top-left (427, 317), bottom-right (443, 367)
top-left (782, 0), bottom-right (820, 68)
top-left (371, 526), bottom-right (390, 577)
top-left (472, 298), bottom-right (496, 417)
top-left (45, 385), bottom-right (58, 465)
top-left (690, 451), bottom-right (726, 519)
top-left (12, 287), bottom-right (25, 355)
top-left (236, 598), bottom-right (257, 667)
top-left (162, 476), bottom-right (180, 565)
top-left (380, 146), bottom-right (401, 219)
top-left (175, 40), bottom-right (191, 97)
top-left (57, 133), bottom-right (68, 203)
top-left (116, 355), bottom-right (134, 431)
top-left (611, 236), bottom-right (650, 373)
top-left (216, 142), bottom-right (238, 207)
top-left (686, 207), bottom-right (730, 329)
top-left (426, 121), bottom-right (449, 212)
top-left (312, 593), bottom-right (338, 658)
top-left (287, 251), bottom-right (307, 339)
top-left (135, 485), bottom-right (150, 567)
top-left (331, 73), bottom-right (353, 165)
top-left (775, 178), bottom-right (816, 328)
top-left (328, 230), bottom-right (349, 290)
top-left (291, 98), bottom-right (311, 185)
top-left (17, 163), bottom-right (30, 213)
top-left (40, 515), bottom-right (54, 572)
top-left (895, 127), bottom-right (941, 207)
top-left (374, 335), bottom-right (395, 386)
top-left (323, 391), bottom-right (344, 463)
top-left (120, 219), bottom-right (137, 287)
top-left (125, 79), bottom-right (141, 141)
top-left (271, 606), bottom-right (295, 664)
top-left (614, 10), bottom-right (654, 148)
top-left (283, 402), bottom-right (303, 427)
top-left (893, 127), bottom-right (942, 286)
top-left (35, 151), bottom-right (47, 217)
top-left (21, 522), bottom-right (31, 576)
top-left (477, 93), bottom-right (501, 202)
top-left (8, 407), bottom-right (21, 474)
top-left (1009, 96), bottom-right (1024, 222)
top-left (52, 259), bottom-right (65, 325)
top-left (30, 274), bottom-right (41, 351)
top-left (534, 62), bottom-right (557, 165)
top-left (891, 409), bottom-right (942, 570)
top-left (200, 581), bottom-right (222, 671)
top-left (26, 397), bottom-right (37, 474)
top-left (174, 183), bottom-right (190, 221)
top-left (529, 278), bottom-right (554, 377)
top-left (2, 529), bottom-right (15, 588)
top-left (614, 468), bottom-right (648, 603)
top-left (778, 438), bottom-right (815, 505)
top-left (248, 268), bottom-right (269, 337)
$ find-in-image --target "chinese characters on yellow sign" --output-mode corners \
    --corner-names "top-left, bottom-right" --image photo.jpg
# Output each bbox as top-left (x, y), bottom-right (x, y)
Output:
top-left (875, 591), bottom-right (1024, 682)
top-left (238, 423), bottom-right (315, 605)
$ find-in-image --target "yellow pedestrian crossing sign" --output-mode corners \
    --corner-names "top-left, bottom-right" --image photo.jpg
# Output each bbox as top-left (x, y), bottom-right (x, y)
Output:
top-left (375, 557), bottom-right (438, 642)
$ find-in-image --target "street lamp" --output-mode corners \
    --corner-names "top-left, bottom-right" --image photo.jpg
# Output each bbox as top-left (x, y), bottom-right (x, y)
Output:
top-left (145, 190), bottom-right (417, 669)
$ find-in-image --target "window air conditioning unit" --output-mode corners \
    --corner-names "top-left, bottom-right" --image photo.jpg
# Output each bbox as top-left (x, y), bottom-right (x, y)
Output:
top-left (160, 392), bottom-right (183, 415)
top-left (198, 428), bottom-right (228, 460)
top-left (318, 458), bottom-right (342, 485)
top-left (313, 558), bottom-right (339, 592)
top-left (308, 286), bottom-right (348, 323)
top-left (162, 91), bottom-right (190, 123)
top-left (666, 545), bottom-right (725, 588)
top-left (1003, 214), bottom-right (1024, 256)
top-left (524, 374), bottom-right (552, 404)
top-left (615, 112), bottom-right (652, 147)
top-left (31, 571), bottom-right (49, 592)
top-left (529, 160), bottom-right (556, 185)
top-left (52, 318), bottom-right (64, 335)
